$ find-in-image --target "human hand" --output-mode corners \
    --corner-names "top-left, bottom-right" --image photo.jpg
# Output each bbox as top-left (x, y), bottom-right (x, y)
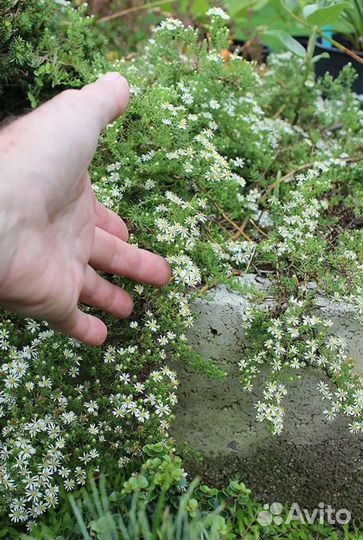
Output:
top-left (0, 73), bottom-right (170, 345)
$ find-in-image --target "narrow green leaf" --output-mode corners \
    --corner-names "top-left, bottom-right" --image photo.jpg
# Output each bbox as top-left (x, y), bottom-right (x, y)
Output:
top-left (69, 495), bottom-right (92, 540)
top-left (263, 30), bottom-right (306, 57)
top-left (303, 2), bottom-right (318, 20)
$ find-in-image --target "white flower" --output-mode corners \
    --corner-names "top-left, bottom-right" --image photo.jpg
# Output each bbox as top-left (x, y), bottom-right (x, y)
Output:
top-left (206, 7), bottom-right (230, 20)
top-left (323, 408), bottom-right (337, 421)
top-left (10, 509), bottom-right (27, 523)
top-left (112, 407), bottom-right (125, 418)
top-left (158, 335), bottom-right (169, 346)
top-left (155, 403), bottom-right (171, 417)
top-left (84, 401), bottom-right (99, 415)
top-left (154, 18), bottom-right (184, 32)
top-left (119, 373), bottom-right (131, 384)
top-left (25, 487), bottom-right (42, 502)
top-left (59, 467), bottom-right (71, 478)
top-left (25, 319), bottom-right (40, 334)
top-left (134, 382), bottom-right (145, 393)
top-left (134, 408), bottom-right (150, 423)
top-left (145, 319), bottom-right (160, 332)
top-left (209, 99), bottom-right (220, 110)
top-left (64, 479), bottom-right (75, 491)
top-left (88, 424), bottom-right (99, 435)
top-left (232, 157), bottom-right (245, 168)
top-left (134, 285), bottom-right (144, 294)
top-left (145, 179), bottom-right (156, 190)
top-left (61, 411), bottom-right (77, 425)
top-left (181, 93), bottom-right (193, 105)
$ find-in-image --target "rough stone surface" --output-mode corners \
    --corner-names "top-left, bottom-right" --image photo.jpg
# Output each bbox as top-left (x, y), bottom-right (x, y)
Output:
top-left (171, 275), bottom-right (363, 522)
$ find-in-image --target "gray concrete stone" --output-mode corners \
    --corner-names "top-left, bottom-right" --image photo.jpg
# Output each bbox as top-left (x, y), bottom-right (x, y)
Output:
top-left (171, 275), bottom-right (363, 522)
top-left (316, 295), bottom-right (363, 373)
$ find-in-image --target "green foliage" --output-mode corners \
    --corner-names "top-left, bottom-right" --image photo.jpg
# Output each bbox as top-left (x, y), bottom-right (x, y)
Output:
top-left (225, 0), bottom-right (363, 57)
top-left (341, 0), bottom-right (363, 50)
top-left (1, 6), bottom-right (363, 537)
top-left (302, 2), bottom-right (352, 26)
top-left (24, 444), bottom-right (363, 540)
top-left (262, 29), bottom-right (306, 56)
top-left (225, 0), bottom-right (304, 35)
top-left (0, 0), bottom-right (106, 114)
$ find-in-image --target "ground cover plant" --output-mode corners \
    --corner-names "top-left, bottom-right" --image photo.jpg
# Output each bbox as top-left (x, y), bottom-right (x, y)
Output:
top-left (0, 4), bottom-right (363, 538)
top-left (0, 0), bottom-right (106, 114)
top-left (24, 444), bottom-right (363, 540)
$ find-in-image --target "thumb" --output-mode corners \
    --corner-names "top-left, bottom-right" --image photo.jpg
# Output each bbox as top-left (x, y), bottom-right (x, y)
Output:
top-left (80, 72), bottom-right (130, 131)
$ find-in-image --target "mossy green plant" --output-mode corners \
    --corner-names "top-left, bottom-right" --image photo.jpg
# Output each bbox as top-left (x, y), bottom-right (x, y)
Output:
top-left (0, 0), bottom-right (106, 114)
top-left (0, 7), bottom-right (362, 533)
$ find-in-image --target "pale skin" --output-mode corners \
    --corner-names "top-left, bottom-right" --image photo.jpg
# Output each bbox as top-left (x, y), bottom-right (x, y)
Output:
top-left (0, 72), bottom-right (171, 346)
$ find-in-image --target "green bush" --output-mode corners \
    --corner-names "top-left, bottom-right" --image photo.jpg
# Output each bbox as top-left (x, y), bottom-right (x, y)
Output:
top-left (0, 0), bottom-right (106, 114)
top-left (0, 6), bottom-right (362, 537)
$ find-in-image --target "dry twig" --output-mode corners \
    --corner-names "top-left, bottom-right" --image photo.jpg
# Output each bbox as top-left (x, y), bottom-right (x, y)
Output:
top-left (98, 0), bottom-right (174, 23)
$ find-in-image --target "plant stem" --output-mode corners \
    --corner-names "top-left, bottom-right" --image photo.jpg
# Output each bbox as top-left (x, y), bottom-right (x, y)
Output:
top-left (291, 25), bottom-right (318, 125)
top-left (323, 33), bottom-right (363, 63)
top-left (213, 202), bottom-right (253, 242)
top-left (305, 25), bottom-right (318, 80)
top-left (280, 1), bottom-right (363, 64)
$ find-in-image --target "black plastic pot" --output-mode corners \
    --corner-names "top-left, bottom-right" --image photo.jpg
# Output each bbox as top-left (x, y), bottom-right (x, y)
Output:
top-left (294, 36), bottom-right (309, 49)
top-left (314, 36), bottom-right (363, 94)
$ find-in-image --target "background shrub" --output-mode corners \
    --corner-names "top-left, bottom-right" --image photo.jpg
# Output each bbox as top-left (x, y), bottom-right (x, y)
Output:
top-left (0, 0), bottom-right (106, 116)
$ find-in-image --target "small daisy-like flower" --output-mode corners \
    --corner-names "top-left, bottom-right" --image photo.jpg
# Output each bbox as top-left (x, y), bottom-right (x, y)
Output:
top-left (88, 424), bottom-right (99, 435)
top-left (134, 382), bottom-right (145, 393)
top-left (206, 7), bottom-right (230, 20)
top-left (134, 285), bottom-right (144, 294)
top-left (155, 403), bottom-right (171, 417)
top-left (112, 407), bottom-right (125, 418)
top-left (119, 373), bottom-right (131, 384)
top-left (61, 411), bottom-right (77, 424)
top-left (64, 479), bottom-right (75, 491)
top-left (145, 319), bottom-right (160, 332)
top-left (134, 408), bottom-right (150, 423)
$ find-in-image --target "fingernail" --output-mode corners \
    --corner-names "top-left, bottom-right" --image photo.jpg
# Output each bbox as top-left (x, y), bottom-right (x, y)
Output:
top-left (98, 72), bottom-right (123, 83)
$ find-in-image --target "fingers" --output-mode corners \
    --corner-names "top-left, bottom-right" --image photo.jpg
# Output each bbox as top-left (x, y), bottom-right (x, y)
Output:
top-left (49, 265), bottom-right (134, 346)
top-left (50, 307), bottom-right (108, 346)
top-left (80, 72), bottom-right (130, 132)
top-left (95, 199), bottom-right (129, 241)
top-left (80, 265), bottom-right (133, 318)
top-left (90, 227), bottom-right (171, 286)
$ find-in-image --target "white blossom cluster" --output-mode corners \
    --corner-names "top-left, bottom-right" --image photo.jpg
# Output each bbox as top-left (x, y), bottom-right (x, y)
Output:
top-left (206, 7), bottom-right (230, 20)
top-left (261, 159), bottom-right (354, 259)
top-left (239, 296), bottom-right (363, 434)
top-left (154, 18), bottom-right (184, 32)
top-left (155, 192), bottom-right (208, 251)
top-left (0, 322), bottom-right (177, 525)
top-left (2, 12), bottom-right (363, 529)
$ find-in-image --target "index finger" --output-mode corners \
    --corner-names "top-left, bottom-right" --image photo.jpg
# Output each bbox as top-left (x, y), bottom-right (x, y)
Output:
top-left (94, 199), bottom-right (129, 241)
top-left (90, 227), bottom-right (171, 286)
